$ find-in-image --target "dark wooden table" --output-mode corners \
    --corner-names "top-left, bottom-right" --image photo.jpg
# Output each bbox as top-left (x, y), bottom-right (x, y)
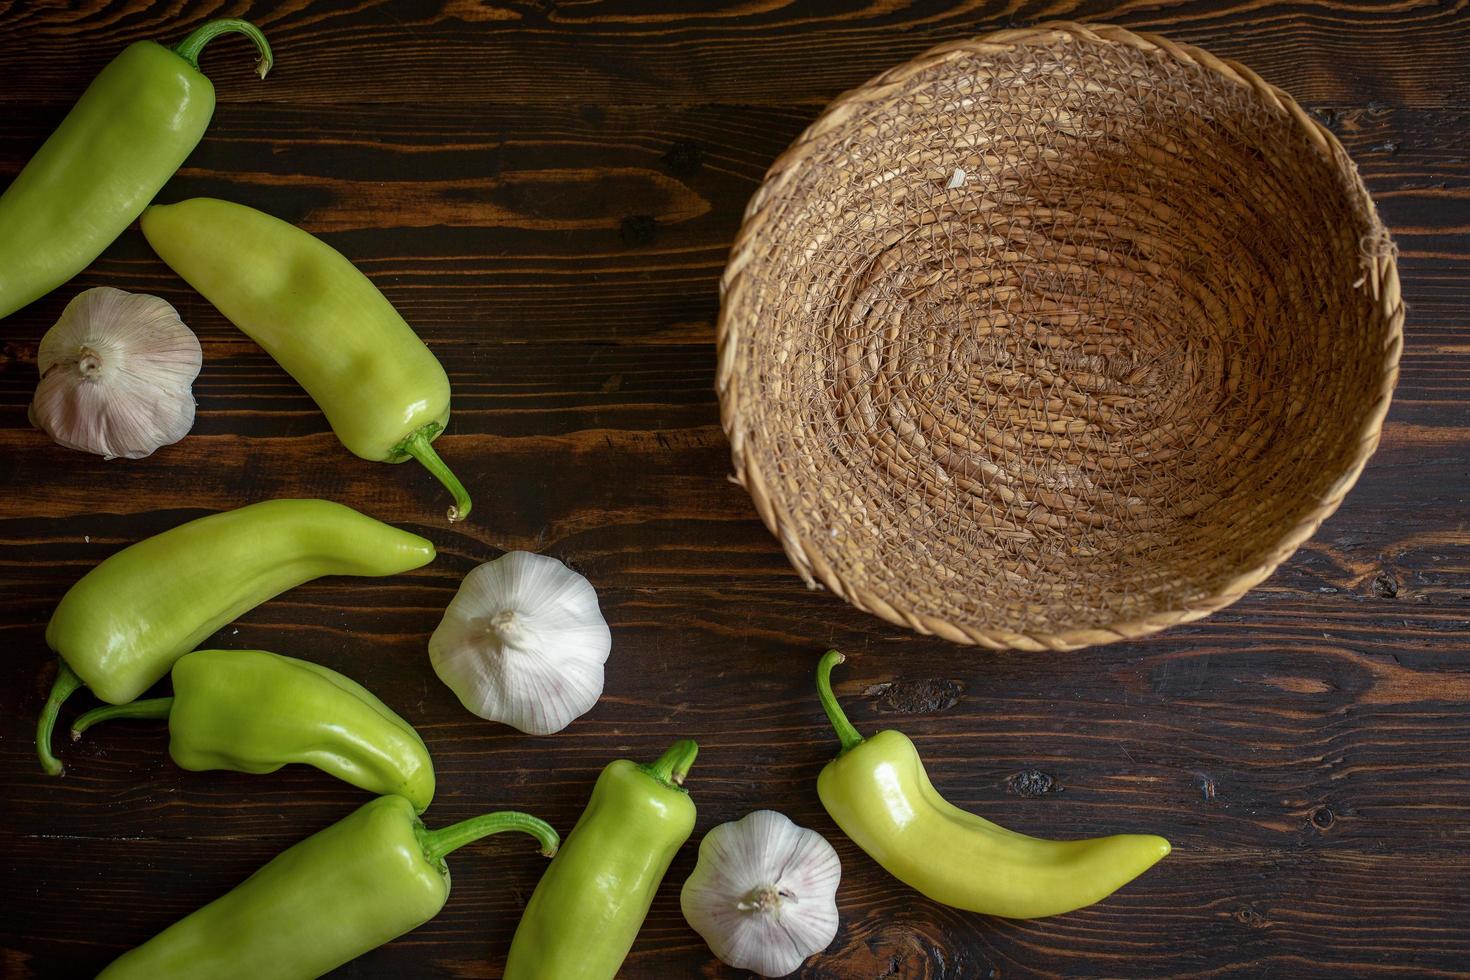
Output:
top-left (2, 2), bottom-right (1467, 977)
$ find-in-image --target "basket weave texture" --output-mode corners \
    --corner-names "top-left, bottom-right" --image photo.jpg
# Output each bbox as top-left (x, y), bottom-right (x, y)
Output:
top-left (717, 23), bottom-right (1404, 651)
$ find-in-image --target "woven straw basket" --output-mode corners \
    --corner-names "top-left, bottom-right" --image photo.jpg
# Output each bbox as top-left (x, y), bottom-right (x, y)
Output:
top-left (717, 23), bottom-right (1404, 651)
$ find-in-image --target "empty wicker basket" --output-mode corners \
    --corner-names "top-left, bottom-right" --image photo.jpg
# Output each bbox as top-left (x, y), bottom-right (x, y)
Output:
top-left (717, 23), bottom-right (1403, 650)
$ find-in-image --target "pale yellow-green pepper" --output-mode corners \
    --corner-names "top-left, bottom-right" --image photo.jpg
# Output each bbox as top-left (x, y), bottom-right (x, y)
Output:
top-left (141, 198), bottom-right (470, 521)
top-left (816, 651), bottom-right (1170, 918)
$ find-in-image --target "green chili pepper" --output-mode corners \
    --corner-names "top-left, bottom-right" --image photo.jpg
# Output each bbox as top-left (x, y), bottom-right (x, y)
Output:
top-left (97, 794), bottom-right (557, 979)
top-left (139, 198), bottom-right (472, 523)
top-left (815, 651), bottom-right (1170, 918)
top-left (0, 20), bottom-right (271, 321)
top-left (70, 648), bottom-right (436, 812)
top-left (504, 739), bottom-right (699, 980)
top-left (37, 499), bottom-right (435, 776)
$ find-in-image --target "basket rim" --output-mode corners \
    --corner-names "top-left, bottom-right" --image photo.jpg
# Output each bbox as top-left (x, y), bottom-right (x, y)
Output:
top-left (715, 21), bottom-right (1406, 652)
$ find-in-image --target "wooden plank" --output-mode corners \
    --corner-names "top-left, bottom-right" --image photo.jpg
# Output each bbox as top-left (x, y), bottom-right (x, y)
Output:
top-left (0, 1), bottom-right (1466, 108)
top-left (7, 830), bottom-right (1467, 977)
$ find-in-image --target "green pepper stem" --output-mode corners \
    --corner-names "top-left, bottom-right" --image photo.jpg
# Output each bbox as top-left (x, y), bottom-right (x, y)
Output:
top-left (36, 659), bottom-right (84, 776)
top-left (817, 650), bottom-right (866, 754)
top-left (173, 18), bottom-right (273, 80)
top-left (71, 697), bottom-right (175, 740)
top-left (420, 812), bottom-right (560, 863)
top-left (398, 424), bottom-right (473, 523)
top-left (639, 738), bottom-right (699, 789)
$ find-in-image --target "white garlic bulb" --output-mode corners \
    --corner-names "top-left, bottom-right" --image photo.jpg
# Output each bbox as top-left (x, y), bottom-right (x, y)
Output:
top-left (429, 551), bottom-right (611, 735)
top-left (681, 810), bottom-right (842, 977)
top-left (29, 287), bottom-right (202, 459)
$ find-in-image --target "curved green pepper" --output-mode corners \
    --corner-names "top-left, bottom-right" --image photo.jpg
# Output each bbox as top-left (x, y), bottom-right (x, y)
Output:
top-left (0, 20), bottom-right (271, 321)
top-left (37, 499), bottom-right (435, 776)
top-left (140, 198), bottom-right (472, 523)
top-left (504, 739), bottom-right (699, 980)
top-left (98, 795), bottom-right (557, 979)
top-left (70, 649), bottom-right (436, 812)
top-left (815, 651), bottom-right (1169, 918)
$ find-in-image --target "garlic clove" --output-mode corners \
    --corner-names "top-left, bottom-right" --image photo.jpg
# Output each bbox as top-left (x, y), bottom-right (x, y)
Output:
top-left (30, 287), bottom-right (202, 460)
top-left (681, 810), bottom-right (842, 977)
top-left (428, 551), bottom-right (611, 735)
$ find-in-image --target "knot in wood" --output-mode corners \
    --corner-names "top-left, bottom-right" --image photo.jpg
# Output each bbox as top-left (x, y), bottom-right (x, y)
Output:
top-left (1007, 769), bottom-right (1058, 797)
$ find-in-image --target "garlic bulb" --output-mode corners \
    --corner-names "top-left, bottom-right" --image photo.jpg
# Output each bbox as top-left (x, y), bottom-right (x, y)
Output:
top-left (681, 810), bottom-right (842, 977)
top-left (428, 551), bottom-right (611, 735)
top-left (29, 287), bottom-right (202, 459)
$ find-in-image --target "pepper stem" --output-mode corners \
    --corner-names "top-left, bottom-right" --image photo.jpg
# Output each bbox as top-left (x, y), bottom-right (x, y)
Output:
top-left (639, 738), bottom-right (699, 789)
top-left (71, 697), bottom-right (175, 740)
top-left (36, 659), bottom-right (84, 776)
top-left (172, 18), bottom-right (273, 80)
top-left (398, 424), bottom-right (472, 523)
top-left (419, 812), bottom-right (560, 864)
top-left (817, 650), bottom-right (865, 754)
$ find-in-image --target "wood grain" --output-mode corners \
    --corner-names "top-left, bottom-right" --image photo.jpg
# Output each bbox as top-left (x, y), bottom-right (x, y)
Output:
top-left (2, 1), bottom-right (1468, 978)
top-left (0, 1), bottom-right (1466, 108)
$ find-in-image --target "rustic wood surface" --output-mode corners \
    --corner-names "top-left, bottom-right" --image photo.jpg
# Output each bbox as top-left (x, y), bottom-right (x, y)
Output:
top-left (1, 2), bottom-right (1467, 977)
